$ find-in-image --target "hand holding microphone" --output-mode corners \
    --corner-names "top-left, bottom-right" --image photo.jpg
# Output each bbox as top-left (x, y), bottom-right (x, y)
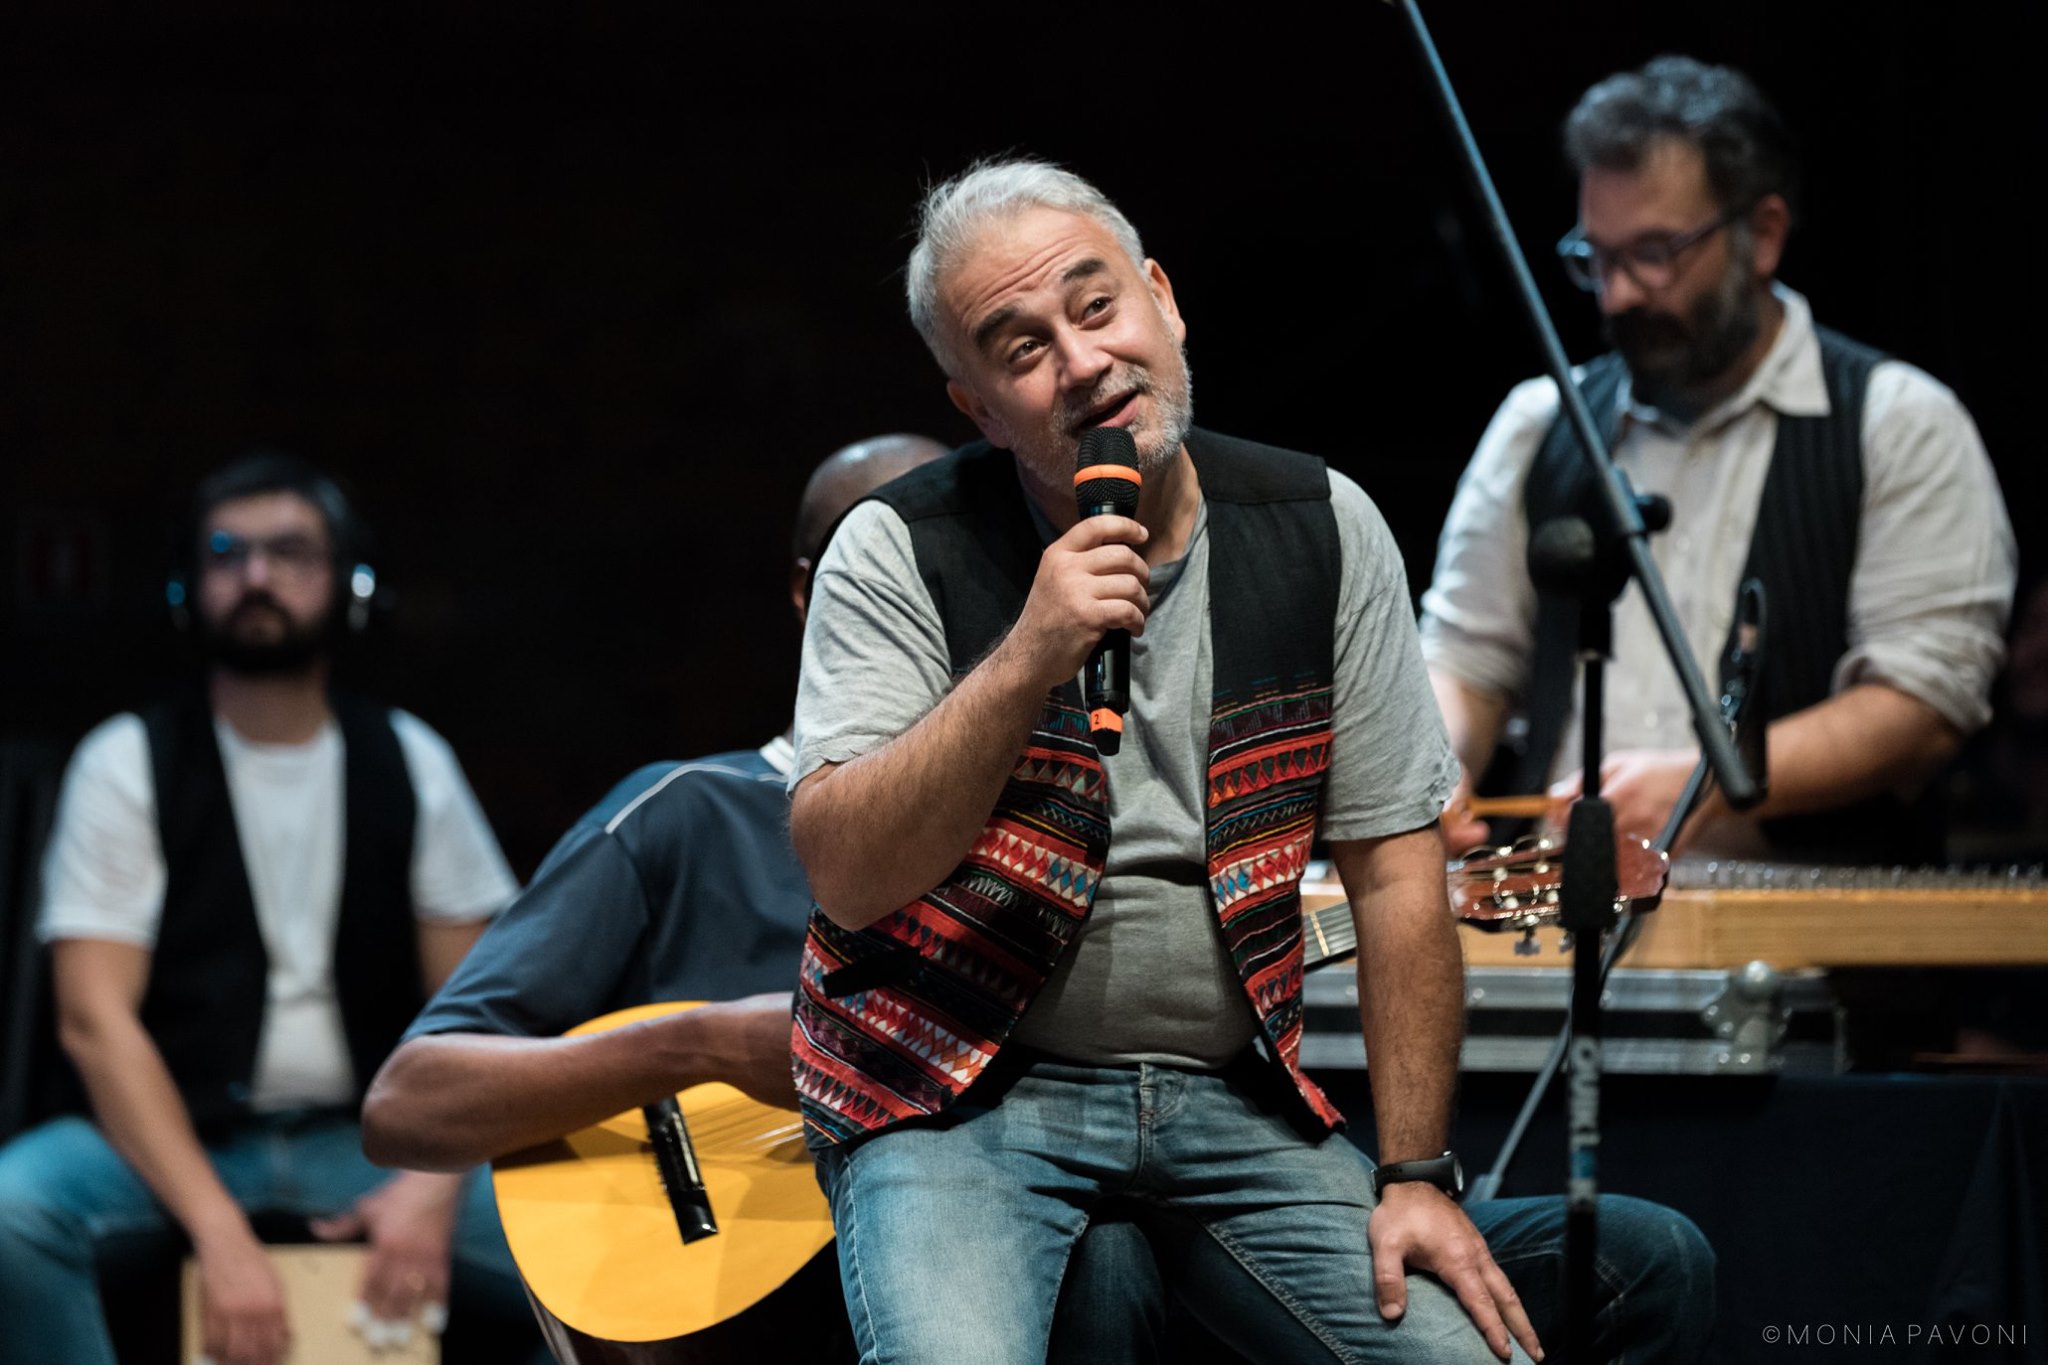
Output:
top-left (1072, 428), bottom-right (1144, 754)
top-left (983, 431), bottom-right (1146, 740)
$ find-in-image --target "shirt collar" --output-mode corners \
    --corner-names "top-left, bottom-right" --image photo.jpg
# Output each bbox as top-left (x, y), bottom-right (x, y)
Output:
top-left (1616, 282), bottom-right (1829, 437)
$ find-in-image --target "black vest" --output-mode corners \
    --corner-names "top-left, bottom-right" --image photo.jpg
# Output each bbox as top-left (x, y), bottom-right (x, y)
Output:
top-left (138, 690), bottom-right (423, 1131)
top-left (1513, 327), bottom-right (1942, 864)
top-left (890, 431), bottom-right (1340, 694)
top-left (790, 430), bottom-right (1348, 1145)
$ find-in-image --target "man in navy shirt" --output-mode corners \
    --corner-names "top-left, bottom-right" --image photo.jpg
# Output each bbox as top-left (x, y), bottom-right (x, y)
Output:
top-left (361, 434), bottom-right (952, 1158)
top-left (360, 433), bottom-right (954, 1356)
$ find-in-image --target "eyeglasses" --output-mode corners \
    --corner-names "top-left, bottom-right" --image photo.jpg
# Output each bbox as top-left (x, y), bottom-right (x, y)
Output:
top-left (202, 529), bottom-right (332, 580)
top-left (1556, 204), bottom-right (1749, 294)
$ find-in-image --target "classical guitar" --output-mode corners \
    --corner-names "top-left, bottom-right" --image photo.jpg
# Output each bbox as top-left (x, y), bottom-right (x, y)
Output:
top-left (490, 1002), bottom-right (839, 1364)
top-left (495, 836), bottom-right (1667, 1360)
top-left (1300, 832), bottom-right (1670, 967)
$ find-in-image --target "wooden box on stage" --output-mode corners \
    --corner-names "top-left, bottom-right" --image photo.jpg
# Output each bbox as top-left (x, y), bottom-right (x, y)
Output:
top-left (178, 1246), bottom-right (438, 1365)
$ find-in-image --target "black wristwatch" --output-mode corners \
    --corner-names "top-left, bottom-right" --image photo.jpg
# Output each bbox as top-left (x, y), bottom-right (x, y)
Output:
top-left (1372, 1151), bottom-right (1465, 1200)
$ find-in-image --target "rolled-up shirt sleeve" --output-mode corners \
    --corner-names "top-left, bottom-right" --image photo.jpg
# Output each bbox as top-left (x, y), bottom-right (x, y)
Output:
top-left (1836, 363), bottom-right (2016, 734)
top-left (1417, 376), bottom-right (1558, 703)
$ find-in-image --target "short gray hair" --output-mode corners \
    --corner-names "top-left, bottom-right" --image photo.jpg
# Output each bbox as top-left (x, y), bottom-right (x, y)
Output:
top-left (905, 158), bottom-right (1146, 372)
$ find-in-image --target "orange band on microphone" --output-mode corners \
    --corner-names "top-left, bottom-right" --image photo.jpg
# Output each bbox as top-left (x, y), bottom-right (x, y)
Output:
top-left (1073, 464), bottom-right (1144, 489)
top-left (1089, 709), bottom-right (1125, 734)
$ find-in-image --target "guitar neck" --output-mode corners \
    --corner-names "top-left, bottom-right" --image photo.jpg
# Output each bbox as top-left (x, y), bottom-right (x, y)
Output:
top-left (1301, 901), bottom-right (1358, 971)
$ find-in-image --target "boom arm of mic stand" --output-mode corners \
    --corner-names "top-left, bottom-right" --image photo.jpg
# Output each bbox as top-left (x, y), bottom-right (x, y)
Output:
top-left (1392, 0), bottom-right (1758, 813)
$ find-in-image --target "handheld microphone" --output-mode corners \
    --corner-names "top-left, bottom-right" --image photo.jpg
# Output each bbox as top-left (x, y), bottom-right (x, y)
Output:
top-left (1074, 427), bottom-right (1142, 756)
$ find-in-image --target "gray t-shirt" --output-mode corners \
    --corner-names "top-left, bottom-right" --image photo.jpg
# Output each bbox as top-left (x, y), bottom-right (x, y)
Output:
top-left (793, 460), bottom-right (1457, 1067)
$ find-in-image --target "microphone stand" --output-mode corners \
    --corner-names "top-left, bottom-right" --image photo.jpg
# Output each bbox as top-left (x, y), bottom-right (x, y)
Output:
top-left (1388, 4), bottom-right (1764, 1358)
top-left (1467, 581), bottom-right (1767, 1211)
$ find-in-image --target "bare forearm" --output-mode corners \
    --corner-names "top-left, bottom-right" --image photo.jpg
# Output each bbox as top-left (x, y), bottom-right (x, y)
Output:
top-left (1339, 830), bottom-right (1465, 1164)
top-left (363, 1013), bottom-right (741, 1171)
top-left (376, 1168), bottom-right (464, 1203)
top-left (1357, 925), bottom-right (1463, 1162)
top-left (62, 1019), bottom-right (251, 1246)
top-left (793, 635), bottom-right (1050, 928)
top-left (1751, 684), bottom-right (1962, 821)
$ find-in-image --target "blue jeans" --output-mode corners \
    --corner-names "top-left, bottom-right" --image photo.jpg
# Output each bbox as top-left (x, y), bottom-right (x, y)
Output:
top-left (0, 1111), bottom-right (541, 1365)
top-left (1057, 1194), bottom-right (1717, 1364)
top-left (1468, 1195), bottom-right (1716, 1363)
top-left (817, 1053), bottom-right (1532, 1365)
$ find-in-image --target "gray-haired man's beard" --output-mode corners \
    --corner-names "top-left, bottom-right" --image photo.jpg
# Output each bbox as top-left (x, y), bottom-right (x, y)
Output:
top-left (1029, 347), bottom-right (1197, 476)
top-left (1606, 259), bottom-right (1761, 419)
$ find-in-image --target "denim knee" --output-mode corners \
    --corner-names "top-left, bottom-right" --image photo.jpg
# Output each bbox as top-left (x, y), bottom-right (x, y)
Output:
top-left (1598, 1196), bottom-right (1715, 1288)
top-left (1388, 1280), bottom-right (1538, 1365)
top-left (0, 1182), bottom-right (90, 1270)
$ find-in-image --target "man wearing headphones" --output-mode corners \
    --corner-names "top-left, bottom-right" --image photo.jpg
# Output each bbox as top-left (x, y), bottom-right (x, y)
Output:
top-left (0, 454), bottom-right (534, 1365)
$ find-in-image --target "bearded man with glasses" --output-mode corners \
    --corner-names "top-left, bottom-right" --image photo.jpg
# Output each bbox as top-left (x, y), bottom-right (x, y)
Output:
top-left (1423, 56), bottom-right (2015, 868)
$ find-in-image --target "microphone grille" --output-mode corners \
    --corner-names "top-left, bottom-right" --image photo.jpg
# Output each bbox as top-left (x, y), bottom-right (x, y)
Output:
top-left (1077, 426), bottom-right (1139, 470)
top-left (1075, 427), bottom-right (1141, 516)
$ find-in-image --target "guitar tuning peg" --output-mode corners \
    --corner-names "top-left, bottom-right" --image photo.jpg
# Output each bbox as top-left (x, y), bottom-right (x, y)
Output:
top-left (1514, 929), bottom-right (1538, 957)
top-left (1558, 932), bottom-right (1574, 953)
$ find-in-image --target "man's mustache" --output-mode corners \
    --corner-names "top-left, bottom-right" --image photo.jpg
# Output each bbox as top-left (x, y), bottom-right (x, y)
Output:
top-left (1609, 309), bottom-right (1690, 351)
top-left (225, 592), bottom-right (290, 626)
top-left (1059, 368), bottom-right (1153, 431)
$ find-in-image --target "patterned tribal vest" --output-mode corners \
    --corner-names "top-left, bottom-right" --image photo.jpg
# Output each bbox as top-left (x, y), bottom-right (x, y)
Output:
top-left (792, 429), bottom-right (1345, 1147)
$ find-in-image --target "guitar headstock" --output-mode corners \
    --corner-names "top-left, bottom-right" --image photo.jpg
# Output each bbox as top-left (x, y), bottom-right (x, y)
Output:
top-left (1449, 833), bottom-right (1669, 932)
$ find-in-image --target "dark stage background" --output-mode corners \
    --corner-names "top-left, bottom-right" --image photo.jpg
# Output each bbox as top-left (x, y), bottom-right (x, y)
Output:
top-left (4, 4), bottom-right (2043, 875)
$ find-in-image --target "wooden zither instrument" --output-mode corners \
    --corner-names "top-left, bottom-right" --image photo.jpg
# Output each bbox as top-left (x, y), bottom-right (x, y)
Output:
top-left (1296, 838), bottom-right (2048, 970)
top-left (1455, 858), bottom-right (2048, 969)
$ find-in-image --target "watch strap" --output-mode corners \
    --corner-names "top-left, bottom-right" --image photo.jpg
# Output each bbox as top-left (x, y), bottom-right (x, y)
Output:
top-left (1372, 1151), bottom-right (1463, 1199)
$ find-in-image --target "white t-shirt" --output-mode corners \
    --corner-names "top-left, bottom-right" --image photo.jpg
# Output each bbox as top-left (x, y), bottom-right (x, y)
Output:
top-left (39, 709), bottom-right (519, 1111)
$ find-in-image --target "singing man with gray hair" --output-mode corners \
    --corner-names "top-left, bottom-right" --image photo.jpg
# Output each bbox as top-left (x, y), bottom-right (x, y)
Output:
top-left (784, 157), bottom-right (1543, 1364)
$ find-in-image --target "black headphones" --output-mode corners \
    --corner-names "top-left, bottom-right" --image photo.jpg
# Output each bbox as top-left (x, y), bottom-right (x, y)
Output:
top-left (166, 454), bottom-right (379, 635)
